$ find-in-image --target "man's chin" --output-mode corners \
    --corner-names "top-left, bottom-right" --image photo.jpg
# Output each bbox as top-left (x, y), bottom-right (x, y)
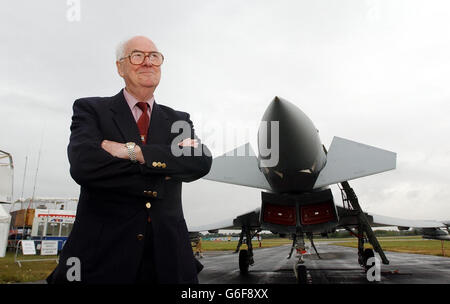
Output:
top-left (138, 81), bottom-right (160, 88)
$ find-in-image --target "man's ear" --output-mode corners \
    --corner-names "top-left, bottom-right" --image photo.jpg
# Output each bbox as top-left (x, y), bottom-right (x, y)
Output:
top-left (116, 61), bottom-right (124, 77)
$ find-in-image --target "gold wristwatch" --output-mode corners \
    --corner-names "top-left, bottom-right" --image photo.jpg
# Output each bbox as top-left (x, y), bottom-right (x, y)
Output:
top-left (125, 142), bottom-right (137, 163)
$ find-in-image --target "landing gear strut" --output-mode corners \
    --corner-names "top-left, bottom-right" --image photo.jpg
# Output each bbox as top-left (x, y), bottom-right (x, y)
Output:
top-left (286, 231), bottom-right (309, 284)
top-left (349, 224), bottom-right (376, 272)
top-left (235, 227), bottom-right (259, 275)
top-left (307, 232), bottom-right (321, 259)
top-left (362, 248), bottom-right (375, 272)
top-left (340, 181), bottom-right (389, 267)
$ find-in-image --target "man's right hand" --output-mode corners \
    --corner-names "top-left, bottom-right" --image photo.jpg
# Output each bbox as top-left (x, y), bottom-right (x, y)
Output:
top-left (178, 138), bottom-right (198, 148)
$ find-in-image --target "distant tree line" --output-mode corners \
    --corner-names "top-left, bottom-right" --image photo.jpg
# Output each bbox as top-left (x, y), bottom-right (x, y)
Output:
top-left (325, 229), bottom-right (421, 238)
top-left (200, 229), bottom-right (422, 239)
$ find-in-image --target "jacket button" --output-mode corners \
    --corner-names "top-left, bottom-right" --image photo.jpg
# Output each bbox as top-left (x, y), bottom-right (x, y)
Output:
top-left (152, 191), bottom-right (157, 198)
top-left (146, 202), bottom-right (151, 209)
top-left (137, 234), bottom-right (144, 241)
top-left (152, 162), bottom-right (157, 167)
top-left (161, 163), bottom-right (167, 168)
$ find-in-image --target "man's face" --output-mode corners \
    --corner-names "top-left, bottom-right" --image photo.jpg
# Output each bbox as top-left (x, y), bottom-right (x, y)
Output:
top-left (117, 37), bottom-right (161, 90)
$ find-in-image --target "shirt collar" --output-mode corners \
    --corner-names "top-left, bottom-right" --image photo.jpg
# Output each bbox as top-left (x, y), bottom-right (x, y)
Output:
top-left (123, 87), bottom-right (155, 110)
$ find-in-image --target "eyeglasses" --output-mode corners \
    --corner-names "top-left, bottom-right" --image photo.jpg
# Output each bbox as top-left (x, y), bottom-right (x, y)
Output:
top-left (120, 51), bottom-right (164, 66)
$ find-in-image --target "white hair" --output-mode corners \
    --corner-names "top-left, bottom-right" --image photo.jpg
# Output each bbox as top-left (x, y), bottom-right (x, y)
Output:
top-left (115, 37), bottom-right (130, 61)
top-left (115, 36), bottom-right (158, 61)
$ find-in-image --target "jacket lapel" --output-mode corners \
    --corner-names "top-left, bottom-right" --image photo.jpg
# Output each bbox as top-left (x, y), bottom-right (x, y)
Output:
top-left (147, 102), bottom-right (170, 145)
top-left (110, 90), bottom-right (170, 145)
top-left (110, 90), bottom-right (142, 144)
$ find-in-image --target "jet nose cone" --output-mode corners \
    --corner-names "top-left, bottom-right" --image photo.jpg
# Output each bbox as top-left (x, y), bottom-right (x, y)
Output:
top-left (258, 96), bottom-right (327, 192)
top-left (263, 96), bottom-right (307, 124)
top-left (261, 97), bottom-right (317, 154)
top-left (268, 96), bottom-right (293, 115)
top-left (270, 96), bottom-right (286, 105)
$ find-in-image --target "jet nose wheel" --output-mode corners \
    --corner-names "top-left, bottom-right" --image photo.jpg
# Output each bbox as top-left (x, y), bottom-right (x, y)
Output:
top-left (239, 250), bottom-right (250, 275)
top-left (295, 264), bottom-right (308, 284)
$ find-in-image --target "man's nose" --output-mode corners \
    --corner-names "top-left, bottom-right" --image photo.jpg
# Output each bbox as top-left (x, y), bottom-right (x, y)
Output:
top-left (142, 55), bottom-right (153, 66)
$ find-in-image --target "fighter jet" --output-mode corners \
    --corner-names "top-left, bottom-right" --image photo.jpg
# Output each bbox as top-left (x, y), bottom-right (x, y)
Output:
top-left (189, 97), bottom-right (450, 283)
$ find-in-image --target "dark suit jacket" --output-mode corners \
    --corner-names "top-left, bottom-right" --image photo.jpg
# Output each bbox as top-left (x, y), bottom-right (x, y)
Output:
top-left (46, 90), bottom-right (212, 284)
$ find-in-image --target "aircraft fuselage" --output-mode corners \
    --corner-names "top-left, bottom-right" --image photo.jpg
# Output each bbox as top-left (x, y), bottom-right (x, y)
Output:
top-left (257, 97), bottom-right (338, 234)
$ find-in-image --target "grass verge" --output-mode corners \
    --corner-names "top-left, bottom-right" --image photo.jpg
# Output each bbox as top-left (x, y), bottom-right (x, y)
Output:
top-left (0, 252), bottom-right (57, 284)
top-left (330, 239), bottom-right (450, 257)
top-left (197, 239), bottom-right (292, 251)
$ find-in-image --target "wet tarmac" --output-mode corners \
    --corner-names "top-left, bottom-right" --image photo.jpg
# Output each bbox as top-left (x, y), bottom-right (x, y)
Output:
top-left (197, 242), bottom-right (450, 284)
top-left (20, 242), bottom-right (450, 284)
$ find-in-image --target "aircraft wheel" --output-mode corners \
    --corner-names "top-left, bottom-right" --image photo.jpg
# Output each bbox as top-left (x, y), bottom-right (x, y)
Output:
top-left (362, 248), bottom-right (375, 272)
top-left (296, 264), bottom-right (308, 284)
top-left (239, 250), bottom-right (250, 275)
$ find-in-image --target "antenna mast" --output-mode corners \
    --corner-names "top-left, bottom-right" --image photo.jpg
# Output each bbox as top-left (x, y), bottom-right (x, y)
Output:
top-left (29, 127), bottom-right (45, 209)
top-left (20, 155), bottom-right (28, 209)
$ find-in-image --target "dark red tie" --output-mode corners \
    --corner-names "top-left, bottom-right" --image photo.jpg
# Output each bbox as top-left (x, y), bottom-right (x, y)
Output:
top-left (136, 102), bottom-right (150, 144)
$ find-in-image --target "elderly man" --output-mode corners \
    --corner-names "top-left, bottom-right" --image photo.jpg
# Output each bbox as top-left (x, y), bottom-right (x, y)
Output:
top-left (46, 36), bottom-right (212, 284)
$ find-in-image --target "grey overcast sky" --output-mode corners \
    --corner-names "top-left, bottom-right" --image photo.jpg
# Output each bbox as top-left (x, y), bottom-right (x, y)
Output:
top-left (1, 0), bottom-right (449, 228)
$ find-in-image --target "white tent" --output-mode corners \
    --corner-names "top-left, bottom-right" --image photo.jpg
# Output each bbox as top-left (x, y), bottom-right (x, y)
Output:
top-left (0, 204), bottom-right (11, 258)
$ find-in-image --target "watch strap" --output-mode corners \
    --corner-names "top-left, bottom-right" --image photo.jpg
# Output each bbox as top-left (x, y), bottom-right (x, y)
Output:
top-left (125, 142), bottom-right (137, 163)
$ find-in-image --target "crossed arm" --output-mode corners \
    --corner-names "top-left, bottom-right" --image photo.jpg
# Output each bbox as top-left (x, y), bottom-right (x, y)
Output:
top-left (101, 138), bottom-right (198, 165)
top-left (68, 99), bottom-right (212, 195)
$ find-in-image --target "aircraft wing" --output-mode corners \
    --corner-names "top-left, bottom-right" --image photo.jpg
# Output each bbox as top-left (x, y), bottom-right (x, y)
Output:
top-left (188, 217), bottom-right (237, 232)
top-left (202, 138), bottom-right (396, 191)
top-left (337, 206), bottom-right (446, 228)
top-left (369, 213), bottom-right (446, 229)
top-left (189, 205), bottom-right (449, 241)
top-left (188, 208), bottom-right (261, 232)
top-left (337, 206), bottom-right (450, 240)
top-left (313, 137), bottom-right (397, 189)
top-left (202, 143), bottom-right (272, 191)
top-left (369, 213), bottom-right (449, 240)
